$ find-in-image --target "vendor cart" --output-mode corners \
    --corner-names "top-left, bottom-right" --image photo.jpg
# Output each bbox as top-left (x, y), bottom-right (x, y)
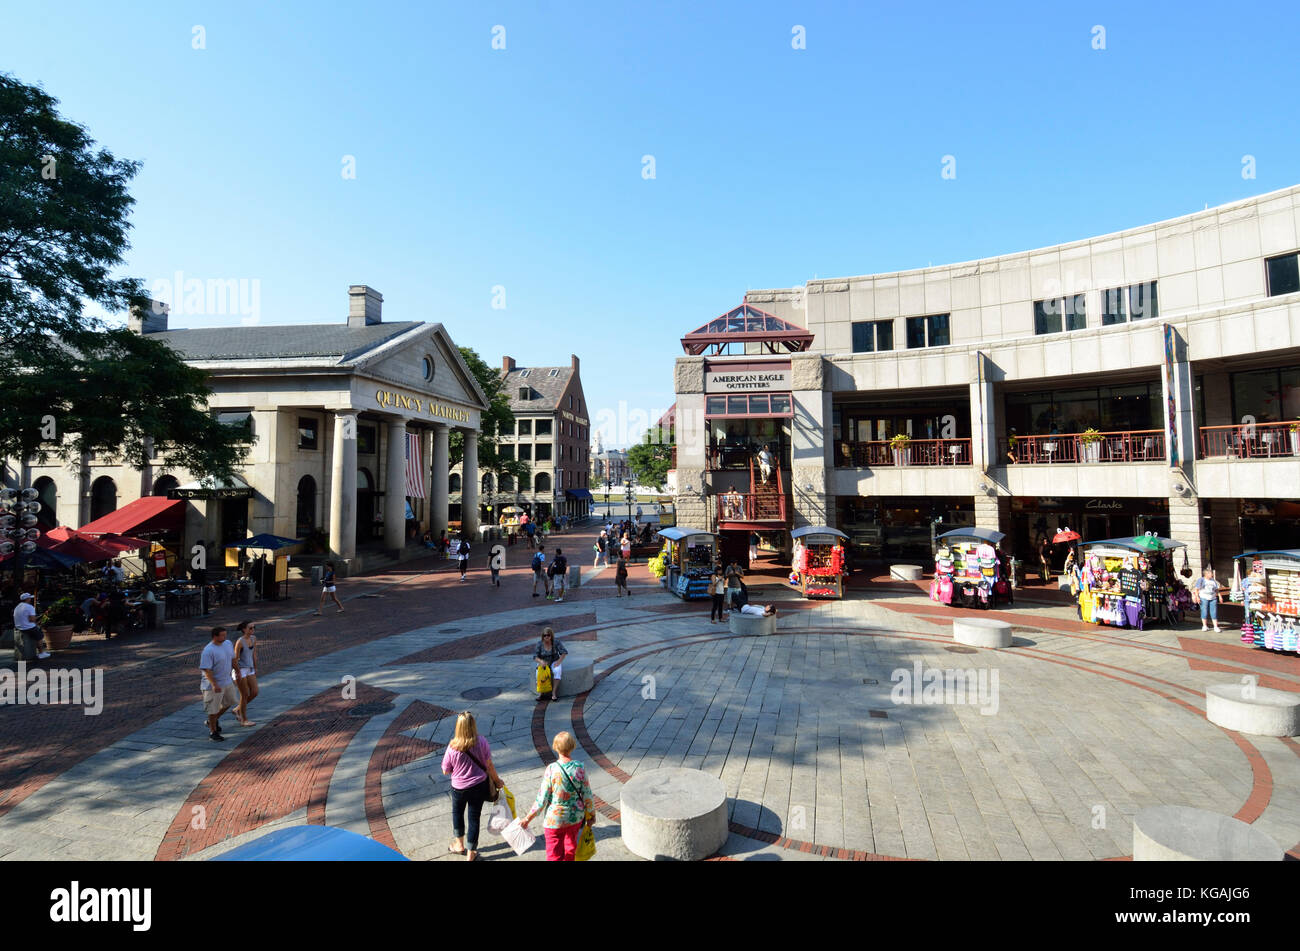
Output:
top-left (1078, 535), bottom-right (1188, 629)
top-left (932, 527), bottom-right (1012, 609)
top-left (1232, 550), bottom-right (1300, 653)
top-left (791, 526), bottom-right (848, 599)
top-left (657, 527), bottom-right (717, 600)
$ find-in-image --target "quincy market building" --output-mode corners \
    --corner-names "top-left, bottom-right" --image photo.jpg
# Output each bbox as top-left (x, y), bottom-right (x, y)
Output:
top-left (673, 185), bottom-right (1300, 574)
top-left (12, 285), bottom-right (489, 570)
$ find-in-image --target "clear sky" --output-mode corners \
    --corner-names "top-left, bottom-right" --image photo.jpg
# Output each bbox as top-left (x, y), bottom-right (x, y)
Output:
top-left (5, 1), bottom-right (1299, 447)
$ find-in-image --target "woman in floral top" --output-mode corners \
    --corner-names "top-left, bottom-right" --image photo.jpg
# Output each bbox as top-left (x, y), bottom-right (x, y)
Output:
top-left (520, 731), bottom-right (595, 861)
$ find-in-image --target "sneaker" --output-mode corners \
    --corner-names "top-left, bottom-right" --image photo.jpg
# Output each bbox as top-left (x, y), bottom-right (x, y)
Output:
top-left (532, 592), bottom-right (539, 598)
top-left (555, 597), bottom-right (564, 602)
top-left (37, 651), bottom-right (51, 659)
top-left (210, 732), bottom-right (225, 742)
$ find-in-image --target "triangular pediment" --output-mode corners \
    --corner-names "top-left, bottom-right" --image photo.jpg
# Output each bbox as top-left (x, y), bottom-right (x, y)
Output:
top-left (351, 323), bottom-right (490, 412)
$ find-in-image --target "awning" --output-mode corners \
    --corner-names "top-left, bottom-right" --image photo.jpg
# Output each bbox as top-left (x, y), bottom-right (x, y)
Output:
top-left (792, 525), bottom-right (849, 541)
top-left (169, 475), bottom-right (253, 500)
top-left (658, 527), bottom-right (716, 542)
top-left (565, 489), bottom-right (593, 501)
top-left (1084, 536), bottom-right (1186, 553)
top-left (230, 533), bottom-right (301, 551)
top-left (79, 497), bottom-right (185, 536)
top-left (938, 527), bottom-right (1006, 545)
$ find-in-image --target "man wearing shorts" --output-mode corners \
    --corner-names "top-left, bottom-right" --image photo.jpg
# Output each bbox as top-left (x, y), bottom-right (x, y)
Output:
top-left (200, 626), bottom-right (239, 741)
top-left (551, 548), bottom-right (568, 602)
top-left (531, 545), bottom-right (549, 598)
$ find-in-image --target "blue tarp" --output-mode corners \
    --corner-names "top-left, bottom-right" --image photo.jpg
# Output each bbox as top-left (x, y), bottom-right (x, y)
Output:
top-left (212, 826), bottom-right (408, 861)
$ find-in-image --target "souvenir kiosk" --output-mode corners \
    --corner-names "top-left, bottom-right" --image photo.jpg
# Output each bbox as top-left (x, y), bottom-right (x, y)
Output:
top-left (657, 527), bottom-right (717, 601)
top-left (1232, 550), bottom-right (1300, 653)
top-left (931, 527), bottom-right (1012, 609)
top-left (790, 526), bottom-right (848, 599)
top-left (1077, 536), bottom-right (1186, 629)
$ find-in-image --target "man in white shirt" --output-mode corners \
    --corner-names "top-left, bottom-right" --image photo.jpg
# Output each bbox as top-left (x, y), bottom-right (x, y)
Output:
top-left (13, 593), bottom-right (50, 659)
top-left (199, 626), bottom-right (239, 741)
top-left (739, 604), bottom-right (777, 617)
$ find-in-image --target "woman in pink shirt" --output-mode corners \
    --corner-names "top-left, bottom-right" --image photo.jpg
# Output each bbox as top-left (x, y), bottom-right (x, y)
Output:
top-left (440, 711), bottom-right (504, 861)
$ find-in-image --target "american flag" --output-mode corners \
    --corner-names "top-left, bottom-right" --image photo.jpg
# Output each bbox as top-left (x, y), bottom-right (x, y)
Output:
top-left (405, 432), bottom-right (425, 498)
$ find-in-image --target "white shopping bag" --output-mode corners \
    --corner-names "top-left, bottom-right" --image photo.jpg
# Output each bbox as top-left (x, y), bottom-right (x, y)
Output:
top-left (487, 799), bottom-right (513, 835)
top-left (501, 818), bottom-right (536, 856)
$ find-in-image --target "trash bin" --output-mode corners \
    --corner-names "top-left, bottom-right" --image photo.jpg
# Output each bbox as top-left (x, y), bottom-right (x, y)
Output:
top-left (311, 565), bottom-right (323, 587)
top-left (568, 564), bottom-right (582, 589)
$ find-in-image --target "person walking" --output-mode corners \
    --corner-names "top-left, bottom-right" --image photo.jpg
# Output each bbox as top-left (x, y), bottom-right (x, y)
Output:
top-left (593, 530), bottom-right (608, 568)
top-left (615, 556), bottom-right (629, 597)
top-left (725, 561), bottom-right (744, 613)
top-left (532, 627), bottom-right (567, 701)
top-left (1194, 567), bottom-right (1223, 632)
top-left (1037, 537), bottom-right (1052, 585)
top-left (524, 519), bottom-right (537, 550)
top-left (199, 626), bottom-right (239, 741)
top-left (709, 565), bottom-right (727, 622)
top-left (531, 545), bottom-right (549, 598)
top-left (518, 731), bottom-right (595, 862)
top-left (440, 711), bottom-right (504, 862)
top-left (749, 531), bottom-right (760, 564)
top-left (620, 532), bottom-right (631, 564)
top-left (550, 548), bottom-right (568, 602)
top-left (316, 561), bottom-right (344, 615)
top-left (231, 620), bottom-right (258, 727)
top-left (457, 537), bottom-right (471, 580)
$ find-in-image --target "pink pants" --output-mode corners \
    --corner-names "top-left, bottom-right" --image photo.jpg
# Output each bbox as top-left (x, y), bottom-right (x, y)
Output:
top-left (544, 822), bottom-right (583, 861)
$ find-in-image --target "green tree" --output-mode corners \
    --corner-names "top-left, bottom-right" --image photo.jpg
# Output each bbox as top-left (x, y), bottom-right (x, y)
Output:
top-left (627, 434), bottom-right (673, 490)
top-left (0, 73), bottom-right (247, 477)
top-left (449, 346), bottom-right (530, 493)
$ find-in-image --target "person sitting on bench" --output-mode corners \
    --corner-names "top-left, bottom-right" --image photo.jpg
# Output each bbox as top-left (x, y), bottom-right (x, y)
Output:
top-left (738, 604), bottom-right (777, 617)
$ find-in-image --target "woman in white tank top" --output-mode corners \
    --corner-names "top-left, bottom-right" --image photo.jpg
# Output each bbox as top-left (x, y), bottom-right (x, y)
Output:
top-left (232, 621), bottom-right (259, 727)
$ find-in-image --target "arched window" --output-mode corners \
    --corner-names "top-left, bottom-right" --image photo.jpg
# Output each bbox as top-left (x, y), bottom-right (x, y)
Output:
top-left (296, 475), bottom-right (317, 536)
top-left (534, 473), bottom-right (551, 493)
top-left (33, 477), bottom-right (57, 529)
top-left (498, 475), bottom-right (513, 492)
top-left (449, 473), bottom-right (461, 493)
top-left (151, 474), bottom-right (179, 497)
top-left (90, 476), bottom-right (117, 522)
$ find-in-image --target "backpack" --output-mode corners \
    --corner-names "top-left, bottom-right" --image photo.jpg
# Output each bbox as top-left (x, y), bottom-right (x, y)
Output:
top-left (554, 556), bottom-right (567, 575)
top-left (531, 552), bottom-right (544, 571)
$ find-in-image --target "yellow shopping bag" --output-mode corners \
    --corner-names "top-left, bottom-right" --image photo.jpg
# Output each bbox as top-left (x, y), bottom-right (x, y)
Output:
top-left (502, 784), bottom-right (517, 819)
top-left (536, 664), bottom-right (552, 694)
top-left (576, 821), bottom-right (596, 861)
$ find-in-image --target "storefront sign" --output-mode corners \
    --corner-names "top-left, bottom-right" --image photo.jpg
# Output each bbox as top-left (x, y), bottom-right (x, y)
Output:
top-left (561, 410), bottom-right (588, 426)
top-left (374, 389), bottom-right (472, 423)
top-left (171, 486), bottom-right (252, 500)
top-left (705, 370), bottom-right (791, 392)
top-left (1085, 499), bottom-right (1124, 510)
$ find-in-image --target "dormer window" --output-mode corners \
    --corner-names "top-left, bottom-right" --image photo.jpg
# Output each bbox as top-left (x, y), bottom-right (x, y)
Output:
top-left (518, 386), bottom-right (530, 401)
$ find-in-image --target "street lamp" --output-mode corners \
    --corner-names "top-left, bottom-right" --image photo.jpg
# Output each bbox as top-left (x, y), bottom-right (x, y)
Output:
top-left (624, 480), bottom-right (635, 527)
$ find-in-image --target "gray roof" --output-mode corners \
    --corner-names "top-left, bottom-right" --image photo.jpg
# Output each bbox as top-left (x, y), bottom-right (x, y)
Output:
top-left (503, 366), bottom-right (573, 412)
top-left (151, 322), bottom-right (424, 363)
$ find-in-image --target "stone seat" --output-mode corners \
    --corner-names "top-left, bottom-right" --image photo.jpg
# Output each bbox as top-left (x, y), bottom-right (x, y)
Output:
top-left (1133, 805), bottom-right (1283, 861)
top-left (890, 564), bottom-right (923, 581)
top-left (554, 656), bottom-right (594, 698)
top-left (1205, 683), bottom-right (1300, 737)
top-left (952, 617), bottom-right (1013, 648)
top-left (729, 612), bottom-right (777, 636)
top-left (620, 768), bottom-right (729, 861)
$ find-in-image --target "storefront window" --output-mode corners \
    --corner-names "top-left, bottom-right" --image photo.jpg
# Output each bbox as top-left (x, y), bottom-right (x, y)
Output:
top-left (770, 394), bottom-right (792, 415)
top-left (1230, 366), bottom-right (1300, 423)
top-left (1004, 382), bottom-right (1159, 434)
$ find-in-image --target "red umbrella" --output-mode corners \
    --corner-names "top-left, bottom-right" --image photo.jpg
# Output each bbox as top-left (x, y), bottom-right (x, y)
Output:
top-left (1053, 529), bottom-right (1081, 544)
top-left (93, 533), bottom-right (152, 553)
top-left (51, 535), bottom-right (118, 563)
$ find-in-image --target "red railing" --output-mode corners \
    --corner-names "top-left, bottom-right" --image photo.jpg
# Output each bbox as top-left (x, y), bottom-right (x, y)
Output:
top-left (1003, 430), bottom-right (1164, 464)
top-left (836, 438), bottom-right (972, 467)
top-left (716, 457), bottom-right (786, 523)
top-left (1199, 421), bottom-right (1299, 459)
top-left (706, 446), bottom-right (790, 470)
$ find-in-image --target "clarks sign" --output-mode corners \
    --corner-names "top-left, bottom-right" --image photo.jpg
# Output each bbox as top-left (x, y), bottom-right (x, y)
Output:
top-left (705, 370), bottom-right (791, 392)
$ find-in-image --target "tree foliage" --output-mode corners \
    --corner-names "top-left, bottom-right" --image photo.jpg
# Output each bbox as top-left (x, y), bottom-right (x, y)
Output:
top-left (0, 73), bottom-right (247, 477)
top-left (627, 436), bottom-right (673, 491)
top-left (449, 346), bottom-right (530, 490)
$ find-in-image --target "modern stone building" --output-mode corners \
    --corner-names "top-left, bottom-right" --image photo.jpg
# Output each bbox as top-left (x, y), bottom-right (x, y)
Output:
top-left (673, 185), bottom-right (1300, 575)
top-left (450, 355), bottom-right (592, 525)
top-left (12, 285), bottom-right (489, 568)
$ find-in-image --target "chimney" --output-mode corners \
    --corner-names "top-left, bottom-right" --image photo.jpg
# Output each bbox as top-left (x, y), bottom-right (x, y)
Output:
top-left (571, 354), bottom-right (580, 373)
top-left (128, 299), bottom-right (169, 335)
top-left (503, 356), bottom-right (516, 373)
top-left (348, 285), bottom-right (383, 327)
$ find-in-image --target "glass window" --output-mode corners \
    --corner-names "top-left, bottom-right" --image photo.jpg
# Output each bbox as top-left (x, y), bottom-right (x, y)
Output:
top-left (928, 313), bottom-right (950, 346)
top-left (1064, 294), bottom-right (1086, 331)
top-left (517, 419), bottom-right (531, 436)
top-left (357, 425), bottom-right (376, 455)
top-left (1266, 253), bottom-right (1300, 296)
top-left (215, 410), bottom-right (253, 438)
top-left (535, 443), bottom-right (552, 461)
top-left (770, 394), bottom-right (792, 415)
top-left (298, 416), bottom-right (318, 450)
top-left (1033, 299), bottom-right (1062, 335)
top-left (1101, 287), bottom-right (1126, 325)
top-left (905, 316), bottom-right (926, 349)
top-left (748, 394), bottom-right (770, 414)
top-left (876, 320), bottom-right (894, 351)
top-left (499, 444), bottom-right (514, 460)
top-left (1130, 282), bottom-right (1158, 320)
top-left (518, 444), bottom-right (532, 460)
top-left (851, 321), bottom-right (874, 352)
top-left (1232, 366), bottom-right (1300, 423)
top-left (727, 395), bottom-right (748, 415)
top-left (535, 419), bottom-right (552, 436)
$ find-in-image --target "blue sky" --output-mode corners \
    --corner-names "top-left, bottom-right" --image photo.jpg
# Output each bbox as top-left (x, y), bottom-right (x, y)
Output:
top-left (5, 1), bottom-right (1299, 446)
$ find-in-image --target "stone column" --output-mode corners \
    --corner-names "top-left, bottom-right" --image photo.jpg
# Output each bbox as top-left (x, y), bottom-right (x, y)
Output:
top-left (329, 410), bottom-right (358, 560)
top-left (460, 428), bottom-right (479, 536)
top-left (420, 428), bottom-right (434, 530)
top-left (384, 417), bottom-right (408, 551)
top-left (430, 424), bottom-right (449, 538)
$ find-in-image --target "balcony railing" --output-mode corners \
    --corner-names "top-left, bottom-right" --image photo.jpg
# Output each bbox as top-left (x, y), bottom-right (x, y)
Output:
top-left (716, 491), bottom-right (787, 523)
top-left (837, 438), bottom-right (972, 468)
top-left (707, 446), bottom-right (790, 470)
top-left (1003, 430), bottom-right (1164, 464)
top-left (1199, 421), bottom-right (1300, 459)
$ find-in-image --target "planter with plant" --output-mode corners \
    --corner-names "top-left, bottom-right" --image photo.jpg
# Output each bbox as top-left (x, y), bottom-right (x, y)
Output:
top-left (1289, 422), bottom-right (1299, 456)
top-left (1079, 428), bottom-right (1103, 463)
top-left (889, 433), bottom-right (912, 466)
top-left (38, 595), bottom-right (78, 651)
